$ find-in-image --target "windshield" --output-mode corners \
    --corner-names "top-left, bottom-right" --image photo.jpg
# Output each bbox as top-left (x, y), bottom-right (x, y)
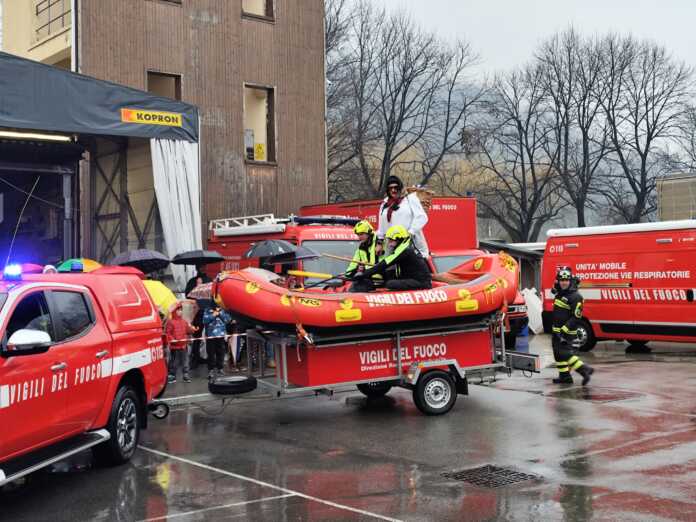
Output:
top-left (301, 240), bottom-right (359, 283)
top-left (432, 255), bottom-right (474, 273)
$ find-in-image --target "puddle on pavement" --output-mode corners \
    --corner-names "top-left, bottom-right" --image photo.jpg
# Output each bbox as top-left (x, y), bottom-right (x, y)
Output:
top-left (544, 387), bottom-right (643, 403)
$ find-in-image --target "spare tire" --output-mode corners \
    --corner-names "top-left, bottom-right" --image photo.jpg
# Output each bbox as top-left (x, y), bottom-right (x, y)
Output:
top-left (208, 375), bottom-right (257, 395)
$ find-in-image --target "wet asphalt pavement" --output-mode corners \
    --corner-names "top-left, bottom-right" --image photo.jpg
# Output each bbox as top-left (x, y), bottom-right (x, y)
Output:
top-left (3, 335), bottom-right (696, 521)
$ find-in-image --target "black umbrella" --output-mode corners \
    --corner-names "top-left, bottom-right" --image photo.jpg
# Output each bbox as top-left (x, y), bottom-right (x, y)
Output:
top-left (265, 245), bottom-right (320, 265)
top-left (171, 249), bottom-right (224, 266)
top-left (243, 239), bottom-right (298, 259)
top-left (110, 249), bottom-right (170, 274)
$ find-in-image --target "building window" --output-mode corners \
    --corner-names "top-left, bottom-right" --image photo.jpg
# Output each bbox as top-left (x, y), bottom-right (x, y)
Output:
top-left (34, 0), bottom-right (71, 42)
top-left (242, 0), bottom-right (274, 20)
top-left (244, 85), bottom-right (276, 163)
top-left (147, 71), bottom-right (182, 100)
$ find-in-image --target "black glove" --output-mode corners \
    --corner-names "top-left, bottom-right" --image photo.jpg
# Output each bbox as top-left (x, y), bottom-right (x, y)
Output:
top-left (555, 333), bottom-right (569, 346)
top-left (362, 261), bottom-right (385, 279)
top-left (352, 271), bottom-right (367, 281)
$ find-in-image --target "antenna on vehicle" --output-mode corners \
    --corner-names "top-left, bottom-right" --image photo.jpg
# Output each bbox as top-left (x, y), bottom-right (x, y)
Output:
top-left (5, 176), bottom-right (41, 268)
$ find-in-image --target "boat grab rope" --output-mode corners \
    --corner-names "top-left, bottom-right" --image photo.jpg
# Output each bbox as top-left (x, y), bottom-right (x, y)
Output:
top-left (215, 252), bottom-right (518, 314)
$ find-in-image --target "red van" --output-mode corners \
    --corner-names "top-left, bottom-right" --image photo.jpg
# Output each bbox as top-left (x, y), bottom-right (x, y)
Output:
top-left (541, 220), bottom-right (696, 351)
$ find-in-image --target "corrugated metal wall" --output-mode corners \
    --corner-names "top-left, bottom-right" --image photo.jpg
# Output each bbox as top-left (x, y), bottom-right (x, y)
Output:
top-left (79, 0), bottom-right (326, 235)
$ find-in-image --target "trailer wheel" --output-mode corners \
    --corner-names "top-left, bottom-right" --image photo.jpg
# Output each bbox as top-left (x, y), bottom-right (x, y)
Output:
top-left (413, 371), bottom-right (457, 416)
top-left (357, 382), bottom-right (392, 399)
top-left (575, 320), bottom-right (597, 352)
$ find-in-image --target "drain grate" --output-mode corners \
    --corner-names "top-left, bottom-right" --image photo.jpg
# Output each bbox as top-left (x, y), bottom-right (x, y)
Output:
top-left (442, 465), bottom-right (539, 488)
top-left (544, 387), bottom-right (642, 403)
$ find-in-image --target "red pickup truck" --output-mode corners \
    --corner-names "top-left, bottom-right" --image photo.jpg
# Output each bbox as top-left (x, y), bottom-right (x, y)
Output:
top-left (0, 265), bottom-right (168, 487)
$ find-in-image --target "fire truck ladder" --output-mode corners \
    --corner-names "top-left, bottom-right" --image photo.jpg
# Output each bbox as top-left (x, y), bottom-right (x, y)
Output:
top-left (209, 214), bottom-right (288, 237)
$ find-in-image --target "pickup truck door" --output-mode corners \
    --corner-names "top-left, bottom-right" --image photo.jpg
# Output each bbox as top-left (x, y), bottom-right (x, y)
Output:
top-left (0, 290), bottom-right (68, 461)
top-left (46, 289), bottom-right (113, 433)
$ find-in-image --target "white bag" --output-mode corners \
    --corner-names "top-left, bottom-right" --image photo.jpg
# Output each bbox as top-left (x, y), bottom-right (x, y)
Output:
top-left (521, 288), bottom-right (544, 334)
top-left (199, 339), bottom-right (208, 360)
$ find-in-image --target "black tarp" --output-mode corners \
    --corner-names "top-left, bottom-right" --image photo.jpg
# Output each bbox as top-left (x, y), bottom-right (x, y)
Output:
top-left (0, 51), bottom-right (198, 142)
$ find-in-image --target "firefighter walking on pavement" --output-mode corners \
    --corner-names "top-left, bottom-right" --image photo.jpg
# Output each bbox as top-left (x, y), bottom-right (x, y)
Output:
top-left (551, 267), bottom-right (594, 385)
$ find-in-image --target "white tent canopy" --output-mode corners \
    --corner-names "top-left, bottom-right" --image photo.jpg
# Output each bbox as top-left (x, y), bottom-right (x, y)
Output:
top-left (151, 138), bottom-right (202, 289)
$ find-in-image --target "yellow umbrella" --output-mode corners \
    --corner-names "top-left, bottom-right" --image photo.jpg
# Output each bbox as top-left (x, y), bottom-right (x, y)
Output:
top-left (143, 280), bottom-right (178, 317)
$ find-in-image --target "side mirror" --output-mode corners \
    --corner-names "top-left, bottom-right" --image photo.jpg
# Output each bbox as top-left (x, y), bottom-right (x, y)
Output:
top-left (2, 329), bottom-right (52, 357)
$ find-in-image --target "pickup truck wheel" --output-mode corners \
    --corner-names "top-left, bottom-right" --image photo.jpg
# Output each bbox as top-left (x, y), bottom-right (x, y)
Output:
top-left (93, 385), bottom-right (140, 466)
top-left (575, 320), bottom-right (597, 352)
top-left (357, 382), bottom-right (392, 399)
top-left (413, 371), bottom-right (457, 416)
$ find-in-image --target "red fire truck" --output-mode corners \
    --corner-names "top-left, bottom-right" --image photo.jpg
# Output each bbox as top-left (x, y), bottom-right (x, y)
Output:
top-left (541, 220), bottom-right (696, 351)
top-left (206, 197), bottom-right (528, 347)
top-left (299, 197), bottom-right (529, 347)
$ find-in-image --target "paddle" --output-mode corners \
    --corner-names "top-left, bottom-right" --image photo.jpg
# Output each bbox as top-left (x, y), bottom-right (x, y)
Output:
top-left (287, 269), bottom-right (334, 279)
top-left (320, 253), bottom-right (376, 267)
top-left (302, 271), bottom-right (351, 290)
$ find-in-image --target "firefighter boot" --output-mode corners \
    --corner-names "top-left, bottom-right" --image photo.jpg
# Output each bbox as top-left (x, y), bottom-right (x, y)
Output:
top-left (552, 372), bottom-right (573, 384)
top-left (577, 365), bottom-right (594, 386)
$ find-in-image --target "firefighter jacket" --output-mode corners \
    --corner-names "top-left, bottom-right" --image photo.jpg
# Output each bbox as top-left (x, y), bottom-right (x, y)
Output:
top-left (362, 238), bottom-right (431, 285)
top-left (551, 282), bottom-right (583, 339)
top-left (346, 234), bottom-right (381, 279)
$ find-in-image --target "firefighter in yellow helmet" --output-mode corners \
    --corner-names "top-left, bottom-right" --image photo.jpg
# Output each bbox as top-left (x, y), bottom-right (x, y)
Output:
top-left (346, 220), bottom-right (382, 292)
top-left (355, 225), bottom-right (431, 291)
top-left (552, 266), bottom-right (594, 385)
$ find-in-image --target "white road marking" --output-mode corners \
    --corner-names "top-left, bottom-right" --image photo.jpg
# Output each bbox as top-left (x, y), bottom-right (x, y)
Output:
top-left (137, 494), bottom-right (295, 521)
top-left (139, 446), bottom-right (404, 522)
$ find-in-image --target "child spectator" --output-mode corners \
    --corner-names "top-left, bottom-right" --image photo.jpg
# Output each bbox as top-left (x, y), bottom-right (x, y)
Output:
top-left (203, 305), bottom-right (232, 379)
top-left (166, 302), bottom-right (198, 383)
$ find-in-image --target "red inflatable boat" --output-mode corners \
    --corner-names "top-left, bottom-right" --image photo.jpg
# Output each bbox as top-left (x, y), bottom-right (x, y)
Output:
top-left (214, 252), bottom-right (519, 334)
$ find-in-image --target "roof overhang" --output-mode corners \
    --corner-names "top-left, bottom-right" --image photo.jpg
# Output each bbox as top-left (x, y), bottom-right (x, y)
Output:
top-left (0, 51), bottom-right (199, 142)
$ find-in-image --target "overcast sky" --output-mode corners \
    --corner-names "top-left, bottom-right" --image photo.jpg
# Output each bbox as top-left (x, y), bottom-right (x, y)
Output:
top-left (374, 0), bottom-right (696, 74)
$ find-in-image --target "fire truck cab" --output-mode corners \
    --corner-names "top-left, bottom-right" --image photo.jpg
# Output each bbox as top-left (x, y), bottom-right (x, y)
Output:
top-left (0, 265), bottom-right (168, 487)
top-left (542, 220), bottom-right (696, 351)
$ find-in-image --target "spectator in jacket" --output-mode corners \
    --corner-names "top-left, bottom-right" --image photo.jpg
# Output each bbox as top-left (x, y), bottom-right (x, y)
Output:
top-left (376, 176), bottom-right (429, 257)
top-left (165, 302), bottom-right (198, 383)
top-left (203, 305), bottom-right (232, 379)
top-left (185, 269), bottom-right (212, 368)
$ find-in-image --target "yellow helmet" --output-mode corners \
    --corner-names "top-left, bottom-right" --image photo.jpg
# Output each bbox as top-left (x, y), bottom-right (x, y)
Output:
top-left (385, 224), bottom-right (409, 241)
top-left (353, 220), bottom-right (374, 235)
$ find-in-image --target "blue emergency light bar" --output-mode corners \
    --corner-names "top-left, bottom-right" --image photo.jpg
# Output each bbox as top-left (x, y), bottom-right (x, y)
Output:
top-left (3, 264), bottom-right (23, 280)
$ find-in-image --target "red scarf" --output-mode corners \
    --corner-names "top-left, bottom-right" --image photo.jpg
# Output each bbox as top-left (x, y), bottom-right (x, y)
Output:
top-left (384, 196), bottom-right (403, 221)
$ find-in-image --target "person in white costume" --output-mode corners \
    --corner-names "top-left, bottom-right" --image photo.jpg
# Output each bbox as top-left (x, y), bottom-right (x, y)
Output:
top-left (376, 175), bottom-right (429, 257)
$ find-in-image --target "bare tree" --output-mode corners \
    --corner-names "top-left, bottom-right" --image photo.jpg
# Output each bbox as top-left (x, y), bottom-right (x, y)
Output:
top-left (325, 2), bottom-right (482, 200)
top-left (537, 28), bottom-right (611, 226)
top-left (596, 35), bottom-right (693, 222)
top-left (325, 0), bottom-right (359, 200)
top-left (448, 67), bottom-right (567, 242)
